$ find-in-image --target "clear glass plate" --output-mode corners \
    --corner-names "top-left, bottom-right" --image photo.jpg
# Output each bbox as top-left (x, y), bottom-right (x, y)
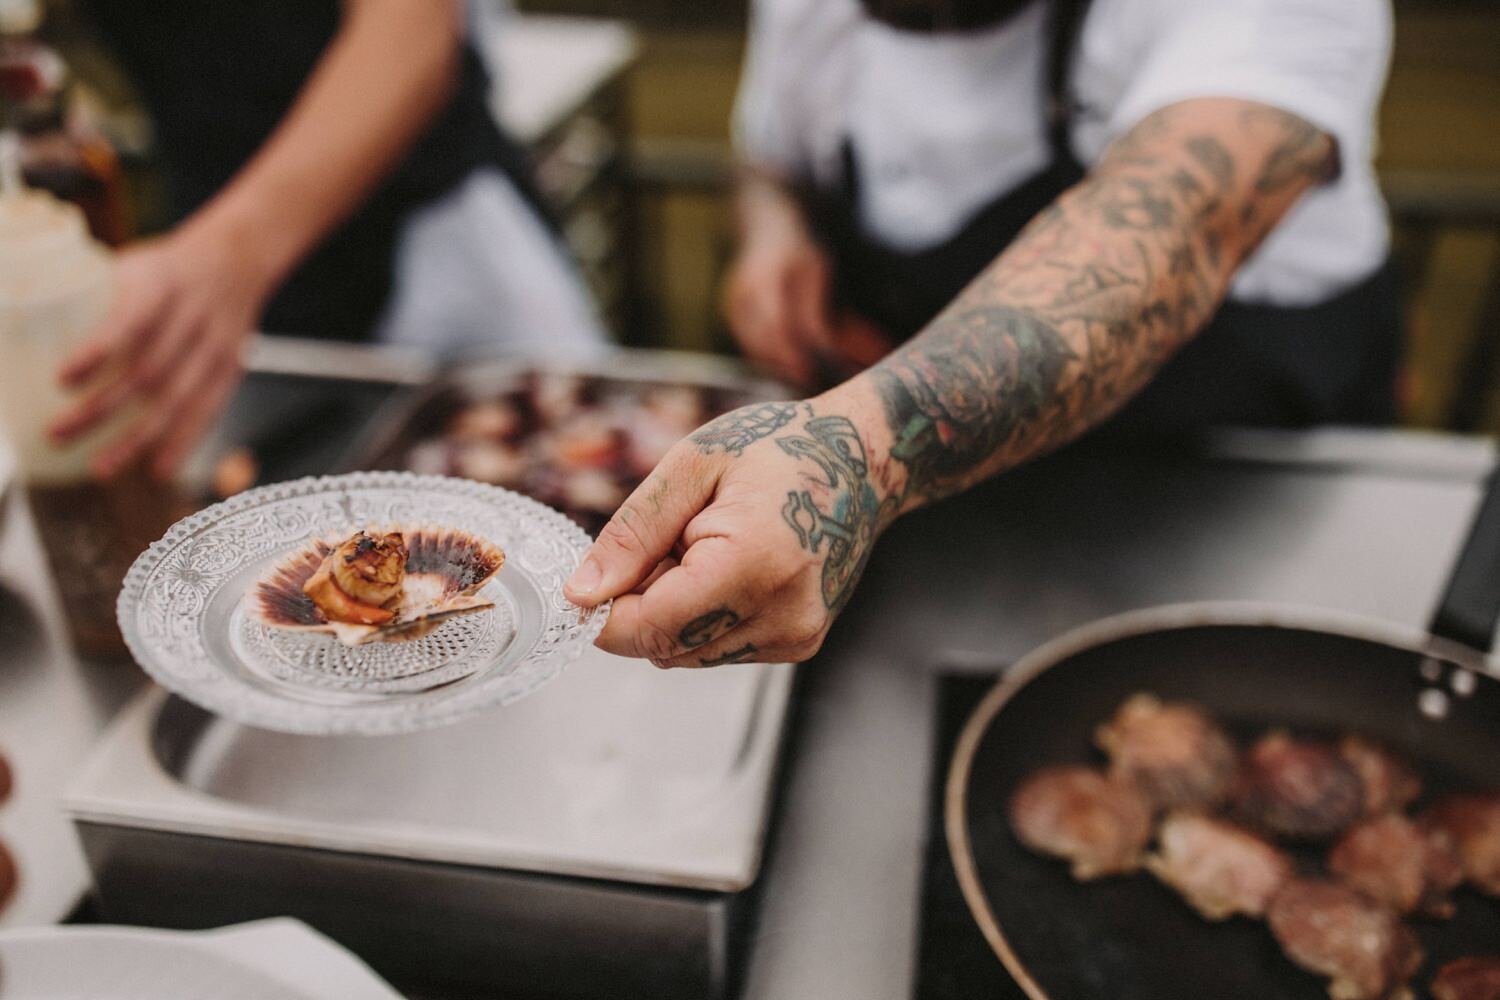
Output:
top-left (117, 472), bottom-right (607, 735)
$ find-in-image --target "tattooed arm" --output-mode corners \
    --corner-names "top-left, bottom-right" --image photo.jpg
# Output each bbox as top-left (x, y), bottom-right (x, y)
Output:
top-left (841, 98), bottom-right (1334, 510)
top-left (565, 98), bottom-right (1334, 665)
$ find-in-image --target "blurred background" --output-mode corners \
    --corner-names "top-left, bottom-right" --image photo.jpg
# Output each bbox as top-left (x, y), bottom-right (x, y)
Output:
top-left (26, 0), bottom-right (1500, 434)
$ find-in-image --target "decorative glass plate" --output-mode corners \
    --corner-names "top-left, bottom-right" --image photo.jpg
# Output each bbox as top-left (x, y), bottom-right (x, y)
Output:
top-left (117, 472), bottom-right (607, 735)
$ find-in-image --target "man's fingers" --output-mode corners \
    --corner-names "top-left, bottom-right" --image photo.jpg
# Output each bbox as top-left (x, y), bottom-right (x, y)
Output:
top-left (151, 351), bottom-right (245, 480)
top-left (565, 454), bottom-right (717, 606)
top-left (789, 254), bottom-right (833, 352)
top-left (650, 627), bottom-right (762, 668)
top-left (57, 263), bottom-right (164, 388)
top-left (89, 326), bottom-right (220, 479)
top-left (592, 541), bottom-right (750, 659)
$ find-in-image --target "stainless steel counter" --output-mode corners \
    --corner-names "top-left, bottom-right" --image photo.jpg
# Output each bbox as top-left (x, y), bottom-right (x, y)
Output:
top-left (1, 426), bottom-right (1495, 997)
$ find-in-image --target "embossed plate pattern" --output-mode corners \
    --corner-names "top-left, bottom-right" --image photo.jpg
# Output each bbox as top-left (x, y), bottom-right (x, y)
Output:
top-left (118, 472), bottom-right (607, 735)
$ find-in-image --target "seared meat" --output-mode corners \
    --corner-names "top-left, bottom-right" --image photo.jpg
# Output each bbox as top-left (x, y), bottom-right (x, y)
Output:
top-left (1329, 813), bottom-right (1463, 917)
top-left (1267, 878), bottom-right (1423, 1000)
top-left (1339, 736), bottom-right (1422, 817)
top-left (1008, 765), bottom-right (1154, 880)
top-left (1232, 732), bottom-right (1365, 841)
top-left (1145, 811), bottom-right (1293, 920)
top-left (1432, 957), bottom-right (1500, 1000)
top-left (1094, 693), bottom-right (1238, 810)
top-left (1423, 793), bottom-right (1500, 897)
top-left (303, 530), bottom-right (407, 626)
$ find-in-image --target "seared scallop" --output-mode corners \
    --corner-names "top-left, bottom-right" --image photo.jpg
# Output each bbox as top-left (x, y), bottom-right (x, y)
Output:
top-left (1146, 811), bottom-right (1293, 920)
top-left (1232, 732), bottom-right (1365, 841)
top-left (1008, 765), bottom-right (1154, 880)
top-left (1094, 693), bottom-right (1238, 811)
top-left (1329, 812), bottom-right (1464, 918)
top-left (1267, 878), bottom-right (1423, 1000)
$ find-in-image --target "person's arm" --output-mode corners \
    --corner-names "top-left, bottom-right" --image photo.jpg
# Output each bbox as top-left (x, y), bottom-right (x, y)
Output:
top-left (565, 97), bottom-right (1335, 666)
top-left (51, 0), bottom-right (466, 479)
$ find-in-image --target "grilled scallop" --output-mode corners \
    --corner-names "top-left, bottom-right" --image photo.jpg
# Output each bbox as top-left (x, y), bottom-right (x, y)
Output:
top-left (1267, 878), bottom-right (1423, 1000)
top-left (1146, 811), bottom-right (1293, 920)
top-left (255, 525), bottom-right (504, 646)
top-left (1095, 693), bottom-right (1238, 811)
top-left (1008, 765), bottom-right (1154, 880)
top-left (1232, 732), bottom-right (1365, 841)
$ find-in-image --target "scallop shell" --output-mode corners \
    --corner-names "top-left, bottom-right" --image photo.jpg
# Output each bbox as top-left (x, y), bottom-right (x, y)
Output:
top-left (253, 525), bottom-right (505, 646)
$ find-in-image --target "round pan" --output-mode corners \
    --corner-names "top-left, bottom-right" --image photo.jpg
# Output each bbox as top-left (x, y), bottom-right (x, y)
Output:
top-left (947, 468), bottom-right (1500, 1000)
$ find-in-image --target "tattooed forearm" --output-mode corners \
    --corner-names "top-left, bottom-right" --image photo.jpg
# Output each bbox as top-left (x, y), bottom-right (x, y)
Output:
top-left (864, 99), bottom-right (1333, 505)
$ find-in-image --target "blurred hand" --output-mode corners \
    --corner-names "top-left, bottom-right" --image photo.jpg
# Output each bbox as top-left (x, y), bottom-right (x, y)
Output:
top-left (722, 190), bottom-right (835, 389)
top-left (48, 223), bottom-right (270, 480)
top-left (564, 400), bottom-right (894, 667)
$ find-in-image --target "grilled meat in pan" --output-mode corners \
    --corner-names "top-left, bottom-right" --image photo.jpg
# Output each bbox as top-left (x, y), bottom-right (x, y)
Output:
top-left (1145, 811), bottom-right (1293, 920)
top-left (1423, 793), bottom-right (1500, 897)
top-left (1094, 693), bottom-right (1238, 810)
top-left (1328, 813), bottom-right (1463, 918)
top-left (1267, 878), bottom-right (1423, 1000)
top-left (1432, 957), bottom-right (1500, 1000)
top-left (1232, 732), bottom-right (1365, 841)
top-left (1008, 765), bottom-right (1154, 880)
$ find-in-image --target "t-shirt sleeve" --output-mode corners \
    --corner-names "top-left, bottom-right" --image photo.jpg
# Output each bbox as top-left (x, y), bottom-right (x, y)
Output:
top-left (1107, 0), bottom-right (1393, 178)
top-left (732, 0), bottom-right (860, 179)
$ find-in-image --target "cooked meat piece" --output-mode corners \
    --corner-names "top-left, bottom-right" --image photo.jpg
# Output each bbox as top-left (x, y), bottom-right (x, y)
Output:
top-left (303, 531), bottom-right (407, 626)
top-left (452, 440), bottom-right (528, 486)
top-left (405, 439), bottom-right (452, 477)
top-left (1339, 736), bottom-right (1422, 816)
top-left (530, 372), bottom-right (585, 424)
top-left (1432, 957), bottom-right (1500, 1000)
top-left (1329, 813), bottom-right (1463, 917)
top-left (1009, 765), bottom-right (1154, 880)
top-left (549, 414), bottom-right (622, 470)
top-left (1232, 732), bottom-right (1365, 841)
top-left (447, 400), bottom-right (522, 442)
top-left (1423, 793), bottom-right (1500, 897)
top-left (1267, 878), bottom-right (1423, 1000)
top-left (561, 468), bottom-right (626, 515)
top-left (1145, 811), bottom-right (1293, 920)
top-left (1094, 693), bottom-right (1238, 810)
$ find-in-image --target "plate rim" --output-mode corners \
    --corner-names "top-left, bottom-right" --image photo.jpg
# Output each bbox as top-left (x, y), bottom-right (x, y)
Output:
top-left (117, 470), bottom-right (608, 735)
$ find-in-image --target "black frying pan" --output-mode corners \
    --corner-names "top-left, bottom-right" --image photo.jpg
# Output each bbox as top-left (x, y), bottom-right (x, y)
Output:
top-left (946, 467), bottom-right (1500, 1000)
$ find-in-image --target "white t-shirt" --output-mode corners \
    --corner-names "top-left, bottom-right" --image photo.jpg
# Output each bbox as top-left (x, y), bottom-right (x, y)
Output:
top-left (734, 0), bottom-right (1393, 307)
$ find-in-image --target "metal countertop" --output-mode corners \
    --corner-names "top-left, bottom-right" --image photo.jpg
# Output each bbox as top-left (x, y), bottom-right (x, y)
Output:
top-left (0, 425), bottom-right (1494, 997)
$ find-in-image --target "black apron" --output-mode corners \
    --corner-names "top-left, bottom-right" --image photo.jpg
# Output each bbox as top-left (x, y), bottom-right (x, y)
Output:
top-left (807, 0), bottom-right (1402, 431)
top-left (82, 1), bottom-right (556, 343)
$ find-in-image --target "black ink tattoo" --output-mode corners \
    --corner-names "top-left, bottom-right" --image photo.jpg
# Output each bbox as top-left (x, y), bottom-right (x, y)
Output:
top-left (691, 402), bottom-right (805, 456)
top-left (700, 642), bottom-right (758, 667)
top-left (865, 102), bottom-right (1330, 509)
top-left (679, 607), bottom-right (740, 649)
top-left (775, 415), bottom-right (894, 612)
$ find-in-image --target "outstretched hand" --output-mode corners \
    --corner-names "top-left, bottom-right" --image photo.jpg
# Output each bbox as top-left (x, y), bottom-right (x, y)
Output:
top-left (564, 399), bottom-right (895, 666)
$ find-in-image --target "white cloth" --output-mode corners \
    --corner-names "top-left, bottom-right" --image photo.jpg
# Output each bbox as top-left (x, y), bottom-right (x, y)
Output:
top-left (734, 0), bottom-right (1393, 306)
top-left (372, 165), bottom-right (607, 361)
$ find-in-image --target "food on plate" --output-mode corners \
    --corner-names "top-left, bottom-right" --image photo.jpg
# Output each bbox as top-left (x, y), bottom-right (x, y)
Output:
top-left (1145, 811), bottom-right (1293, 920)
top-left (303, 530), bottom-right (408, 624)
top-left (452, 440), bottom-right (528, 487)
top-left (1095, 693), bottom-right (1238, 810)
top-left (1232, 732), bottom-right (1365, 841)
top-left (447, 400), bottom-right (521, 442)
top-left (254, 526), bottom-right (504, 645)
top-left (1431, 957), bottom-right (1500, 1000)
top-left (1266, 878), bottom-right (1423, 1000)
top-left (1329, 813), bottom-right (1463, 918)
top-left (1008, 765), bottom-right (1153, 880)
top-left (1339, 736), bottom-right (1422, 817)
top-left (1422, 793), bottom-right (1500, 897)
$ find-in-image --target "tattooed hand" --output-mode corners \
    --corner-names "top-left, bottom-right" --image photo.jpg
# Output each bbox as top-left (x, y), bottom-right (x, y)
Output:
top-left (569, 97), bottom-right (1335, 665)
top-left (564, 399), bottom-right (898, 666)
